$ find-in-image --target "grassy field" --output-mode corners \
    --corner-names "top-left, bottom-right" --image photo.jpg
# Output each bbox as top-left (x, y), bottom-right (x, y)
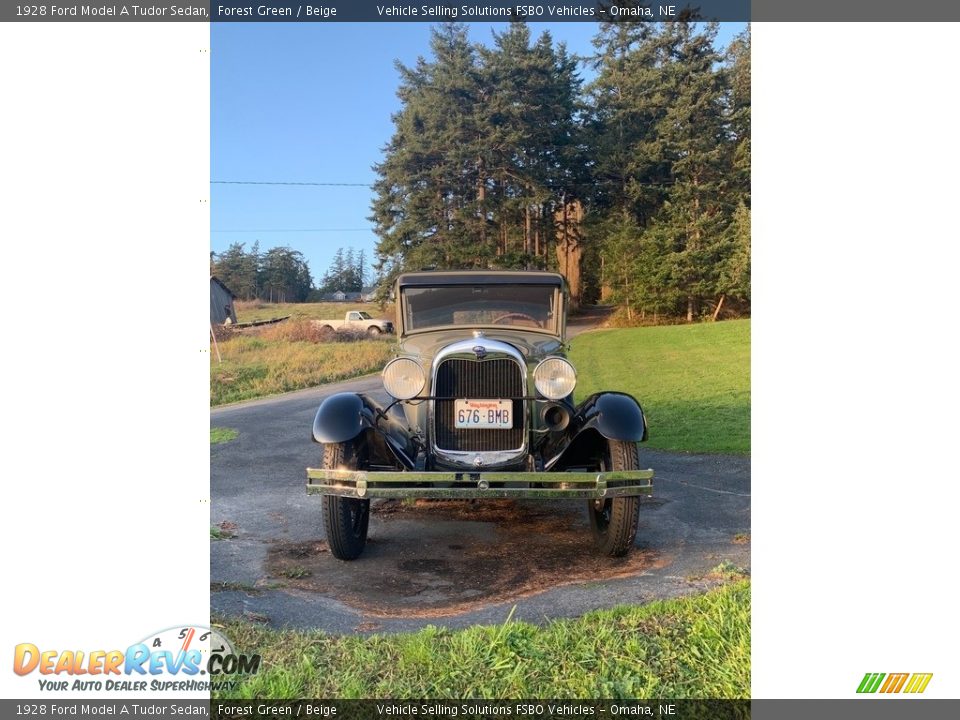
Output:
top-left (210, 427), bottom-right (239, 444)
top-left (235, 300), bottom-right (393, 324)
top-left (212, 314), bottom-right (749, 443)
top-left (211, 329), bottom-right (393, 406)
top-left (570, 320), bottom-right (750, 454)
top-left (214, 581), bottom-right (749, 699)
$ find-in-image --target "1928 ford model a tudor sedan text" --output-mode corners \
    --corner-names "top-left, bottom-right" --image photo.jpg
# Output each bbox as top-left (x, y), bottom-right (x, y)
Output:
top-left (306, 271), bottom-right (653, 560)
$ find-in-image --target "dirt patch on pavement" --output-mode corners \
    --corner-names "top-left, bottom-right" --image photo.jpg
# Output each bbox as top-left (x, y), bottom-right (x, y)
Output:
top-left (265, 499), bottom-right (666, 618)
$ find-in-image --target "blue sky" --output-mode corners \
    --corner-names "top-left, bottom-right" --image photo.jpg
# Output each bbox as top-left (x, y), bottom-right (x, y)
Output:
top-left (211, 22), bottom-right (746, 284)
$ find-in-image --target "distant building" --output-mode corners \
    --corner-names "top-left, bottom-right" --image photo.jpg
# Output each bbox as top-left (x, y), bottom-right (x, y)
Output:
top-left (319, 287), bottom-right (377, 302)
top-left (210, 276), bottom-right (237, 325)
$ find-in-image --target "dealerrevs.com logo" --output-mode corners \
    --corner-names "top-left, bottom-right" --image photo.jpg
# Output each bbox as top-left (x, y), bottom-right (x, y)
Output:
top-left (13, 625), bottom-right (260, 693)
top-left (857, 672), bottom-right (933, 694)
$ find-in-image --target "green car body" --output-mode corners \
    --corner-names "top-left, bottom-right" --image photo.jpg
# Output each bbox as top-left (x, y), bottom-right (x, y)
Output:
top-left (307, 270), bottom-right (653, 559)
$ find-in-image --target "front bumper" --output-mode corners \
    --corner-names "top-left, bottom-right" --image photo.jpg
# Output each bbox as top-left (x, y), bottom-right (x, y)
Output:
top-left (306, 468), bottom-right (653, 500)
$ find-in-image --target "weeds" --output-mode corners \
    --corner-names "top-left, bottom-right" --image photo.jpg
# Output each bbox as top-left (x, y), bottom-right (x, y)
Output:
top-left (708, 561), bottom-right (749, 581)
top-left (211, 336), bottom-right (392, 406)
top-left (279, 566), bottom-right (310, 579)
top-left (215, 581), bottom-right (749, 699)
top-left (234, 301), bottom-right (393, 325)
top-left (256, 320), bottom-right (370, 344)
top-left (210, 427), bottom-right (239, 444)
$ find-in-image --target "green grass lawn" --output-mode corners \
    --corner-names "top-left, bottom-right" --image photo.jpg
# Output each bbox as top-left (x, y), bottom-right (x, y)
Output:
top-left (210, 427), bottom-right (239, 444)
top-left (570, 320), bottom-right (750, 454)
top-left (214, 581), bottom-right (749, 699)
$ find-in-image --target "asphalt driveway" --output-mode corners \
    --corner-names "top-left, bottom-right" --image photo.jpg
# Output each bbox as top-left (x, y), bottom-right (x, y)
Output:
top-left (210, 313), bottom-right (750, 633)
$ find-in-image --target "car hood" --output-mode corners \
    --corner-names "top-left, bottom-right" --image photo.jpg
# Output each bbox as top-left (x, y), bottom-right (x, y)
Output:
top-left (398, 329), bottom-right (564, 363)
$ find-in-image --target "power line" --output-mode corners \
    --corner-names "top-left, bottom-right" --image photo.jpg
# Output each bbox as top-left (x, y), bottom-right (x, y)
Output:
top-left (211, 180), bottom-right (372, 187)
top-left (211, 178), bottom-right (678, 189)
top-left (211, 228), bottom-right (373, 233)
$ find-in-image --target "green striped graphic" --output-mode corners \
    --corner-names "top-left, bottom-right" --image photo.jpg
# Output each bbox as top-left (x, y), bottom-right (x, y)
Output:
top-left (857, 671), bottom-right (933, 694)
top-left (857, 672), bottom-right (886, 693)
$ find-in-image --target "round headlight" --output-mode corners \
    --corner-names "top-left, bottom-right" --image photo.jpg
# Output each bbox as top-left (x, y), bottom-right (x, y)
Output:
top-left (534, 357), bottom-right (577, 400)
top-left (382, 357), bottom-right (425, 400)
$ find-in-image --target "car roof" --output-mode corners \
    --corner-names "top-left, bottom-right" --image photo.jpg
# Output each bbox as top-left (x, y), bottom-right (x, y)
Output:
top-left (396, 270), bottom-right (566, 288)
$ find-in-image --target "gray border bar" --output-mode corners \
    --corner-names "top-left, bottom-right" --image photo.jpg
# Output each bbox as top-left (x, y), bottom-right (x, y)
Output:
top-left (3, 2), bottom-right (750, 22)
top-left (3, 699), bottom-right (960, 719)
top-left (752, 0), bottom-right (960, 20)
top-left (753, 699), bottom-right (960, 720)
top-left (6, 1), bottom-right (960, 22)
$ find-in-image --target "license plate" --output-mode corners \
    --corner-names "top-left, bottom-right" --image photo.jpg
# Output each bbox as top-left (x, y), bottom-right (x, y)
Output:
top-left (454, 399), bottom-right (513, 429)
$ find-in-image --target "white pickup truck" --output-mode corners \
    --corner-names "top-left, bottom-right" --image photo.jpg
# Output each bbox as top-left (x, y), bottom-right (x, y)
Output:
top-left (314, 311), bottom-right (393, 336)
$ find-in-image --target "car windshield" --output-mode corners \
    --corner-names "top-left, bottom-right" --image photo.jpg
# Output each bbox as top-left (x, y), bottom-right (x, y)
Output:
top-left (358, 311), bottom-right (372, 319)
top-left (402, 284), bottom-right (557, 334)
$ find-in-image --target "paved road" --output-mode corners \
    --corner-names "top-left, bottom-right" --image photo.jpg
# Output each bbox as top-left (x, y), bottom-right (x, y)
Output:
top-left (211, 314), bottom-right (750, 633)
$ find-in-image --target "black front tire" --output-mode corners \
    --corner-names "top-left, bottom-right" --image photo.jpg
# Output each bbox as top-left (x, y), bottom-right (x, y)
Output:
top-left (320, 442), bottom-right (370, 560)
top-left (588, 440), bottom-right (642, 557)
top-left (367, 326), bottom-right (382, 337)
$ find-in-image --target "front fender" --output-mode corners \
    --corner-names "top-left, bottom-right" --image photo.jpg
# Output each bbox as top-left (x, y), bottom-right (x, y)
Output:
top-left (542, 392), bottom-right (647, 471)
top-left (312, 392), bottom-right (367, 444)
top-left (312, 392), bottom-right (418, 469)
top-left (574, 391), bottom-right (647, 442)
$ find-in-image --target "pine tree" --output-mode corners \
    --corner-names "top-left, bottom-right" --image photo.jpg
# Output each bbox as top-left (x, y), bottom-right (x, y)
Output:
top-left (726, 25), bottom-right (751, 208)
top-left (586, 21), bottom-right (677, 224)
top-left (711, 26), bottom-right (751, 317)
top-left (587, 22), bottom-right (680, 316)
top-left (478, 23), bottom-right (584, 270)
top-left (259, 247), bottom-right (312, 302)
top-left (370, 21), bottom-right (749, 319)
top-left (212, 242), bottom-right (259, 300)
top-left (330, 248), bottom-right (346, 291)
top-left (355, 249), bottom-right (368, 290)
top-left (343, 248), bottom-right (356, 290)
top-left (654, 23), bottom-right (731, 320)
top-left (371, 22), bottom-right (486, 280)
top-left (372, 22), bottom-right (584, 283)
top-left (587, 21), bottom-right (748, 320)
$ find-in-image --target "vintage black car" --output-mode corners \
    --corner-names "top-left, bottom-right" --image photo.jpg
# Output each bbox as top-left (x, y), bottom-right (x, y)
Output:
top-left (306, 271), bottom-right (653, 559)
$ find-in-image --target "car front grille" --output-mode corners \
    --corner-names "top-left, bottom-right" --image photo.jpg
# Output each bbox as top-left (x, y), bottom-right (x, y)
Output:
top-left (434, 357), bottom-right (525, 452)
